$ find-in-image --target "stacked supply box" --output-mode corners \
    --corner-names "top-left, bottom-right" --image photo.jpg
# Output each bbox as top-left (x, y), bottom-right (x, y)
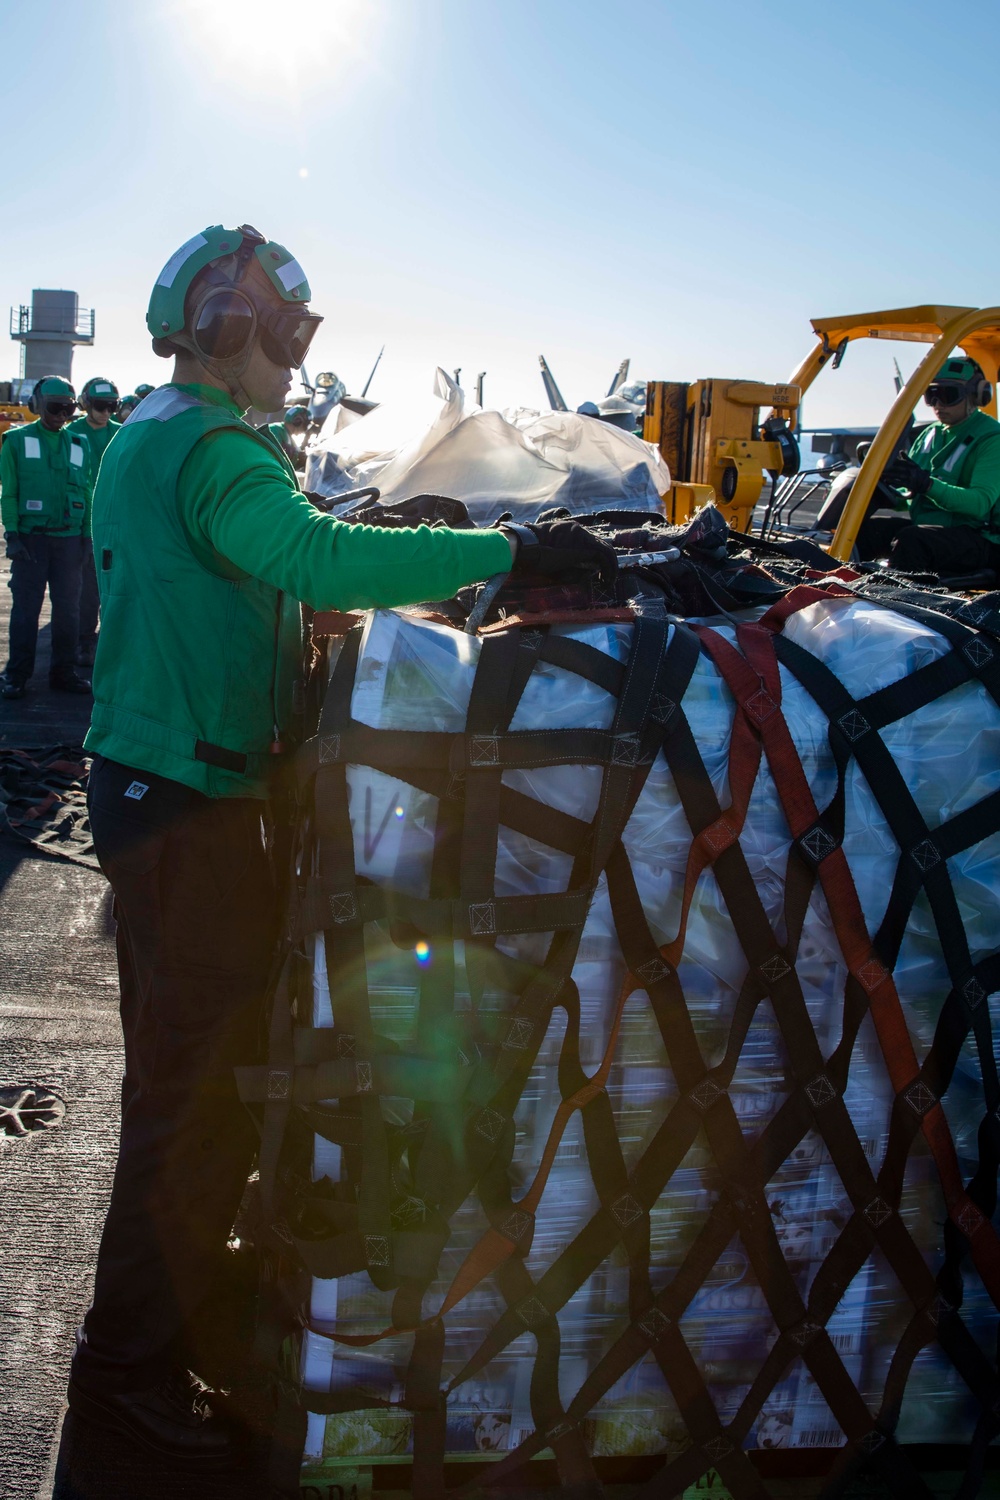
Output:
top-left (270, 596), bottom-right (1000, 1495)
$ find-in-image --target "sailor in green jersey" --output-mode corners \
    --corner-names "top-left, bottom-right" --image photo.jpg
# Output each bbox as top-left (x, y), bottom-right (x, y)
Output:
top-left (1, 376), bottom-right (93, 697)
top-left (68, 377), bottom-right (121, 665)
top-left (866, 357), bottom-right (1000, 576)
top-left (267, 402), bottom-right (308, 469)
top-left (68, 376), bottom-right (122, 471)
top-left (69, 222), bottom-right (616, 1465)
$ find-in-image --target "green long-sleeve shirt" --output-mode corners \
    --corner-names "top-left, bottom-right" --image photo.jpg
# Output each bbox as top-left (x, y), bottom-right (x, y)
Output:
top-left (906, 409), bottom-right (1000, 541)
top-left (85, 382), bottom-right (512, 795)
top-left (178, 386), bottom-right (510, 610)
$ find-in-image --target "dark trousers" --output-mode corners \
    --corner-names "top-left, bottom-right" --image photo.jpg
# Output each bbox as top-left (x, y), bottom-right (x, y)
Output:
top-left (73, 756), bottom-right (277, 1393)
top-left (79, 538), bottom-right (100, 650)
top-left (857, 515), bottom-right (1000, 576)
top-left (4, 532), bottom-right (84, 683)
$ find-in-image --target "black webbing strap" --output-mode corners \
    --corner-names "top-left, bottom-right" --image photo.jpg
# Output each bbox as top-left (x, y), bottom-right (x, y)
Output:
top-left (262, 599), bottom-right (1000, 1499)
top-left (449, 613), bottom-right (998, 1495)
top-left (453, 663), bottom-right (891, 1478)
top-left (774, 631), bottom-right (1000, 1295)
top-left (194, 737), bottom-right (248, 773)
top-left (291, 875), bottom-right (594, 941)
top-left (294, 721), bottom-right (662, 780)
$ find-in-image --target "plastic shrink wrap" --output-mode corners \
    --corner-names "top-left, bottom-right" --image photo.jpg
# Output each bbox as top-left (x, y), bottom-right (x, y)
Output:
top-left (300, 599), bottom-right (1000, 1475)
top-left (304, 366), bottom-right (670, 522)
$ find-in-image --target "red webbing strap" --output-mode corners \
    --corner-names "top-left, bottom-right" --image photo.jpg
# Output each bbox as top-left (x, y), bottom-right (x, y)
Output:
top-left (698, 620), bottom-right (1000, 1311)
top-left (284, 602), bottom-right (999, 1497)
top-left (632, 709), bottom-right (917, 1471)
top-left (760, 623), bottom-right (1000, 1322)
top-left (752, 578), bottom-right (857, 629)
top-left (660, 698), bottom-right (762, 969)
top-left (595, 750), bottom-right (950, 1488)
top-left (441, 617), bottom-right (931, 1480)
top-left (444, 691), bottom-right (907, 1475)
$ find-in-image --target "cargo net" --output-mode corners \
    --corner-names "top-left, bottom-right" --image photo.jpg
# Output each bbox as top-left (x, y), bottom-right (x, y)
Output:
top-left (241, 580), bottom-right (1000, 1499)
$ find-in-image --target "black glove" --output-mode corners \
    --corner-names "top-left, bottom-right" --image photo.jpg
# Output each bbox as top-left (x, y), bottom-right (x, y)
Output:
top-left (4, 532), bottom-right (30, 562)
top-left (502, 520), bottom-right (618, 588)
top-left (882, 451), bottom-right (931, 497)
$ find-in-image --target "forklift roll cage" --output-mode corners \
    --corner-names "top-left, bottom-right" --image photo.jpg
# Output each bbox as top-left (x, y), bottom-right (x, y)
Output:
top-left (785, 305), bottom-right (1000, 560)
top-left (645, 305), bottom-right (1000, 565)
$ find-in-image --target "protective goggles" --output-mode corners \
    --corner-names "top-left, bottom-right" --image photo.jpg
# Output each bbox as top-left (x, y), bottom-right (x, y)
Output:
top-left (192, 287), bottom-right (322, 369)
top-left (43, 400), bottom-right (76, 418)
top-left (925, 383), bottom-right (965, 407)
top-left (88, 399), bottom-right (117, 413)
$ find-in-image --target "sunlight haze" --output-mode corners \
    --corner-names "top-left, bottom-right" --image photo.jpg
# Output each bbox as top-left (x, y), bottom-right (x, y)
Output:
top-left (1, 0), bottom-right (996, 427)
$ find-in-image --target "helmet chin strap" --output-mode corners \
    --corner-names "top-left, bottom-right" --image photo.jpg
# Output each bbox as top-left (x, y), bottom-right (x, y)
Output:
top-left (223, 372), bottom-right (253, 413)
top-left (170, 329), bottom-right (254, 412)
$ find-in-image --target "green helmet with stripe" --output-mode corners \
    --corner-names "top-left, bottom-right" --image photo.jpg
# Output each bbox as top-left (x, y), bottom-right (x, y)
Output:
top-left (147, 225), bottom-right (311, 339)
top-left (81, 376), bottom-right (119, 406)
top-left (145, 223), bottom-right (322, 409)
top-left (29, 376), bottom-right (75, 414)
top-left (934, 356), bottom-right (983, 386)
top-left (930, 355), bottom-right (991, 409)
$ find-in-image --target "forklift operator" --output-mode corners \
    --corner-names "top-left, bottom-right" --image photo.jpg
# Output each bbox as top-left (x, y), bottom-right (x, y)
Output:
top-left (861, 356), bottom-right (1000, 575)
top-left (67, 222), bottom-right (616, 1466)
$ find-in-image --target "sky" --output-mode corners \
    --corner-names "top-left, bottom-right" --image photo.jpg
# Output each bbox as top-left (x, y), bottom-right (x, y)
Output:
top-left (2, 0), bottom-right (999, 432)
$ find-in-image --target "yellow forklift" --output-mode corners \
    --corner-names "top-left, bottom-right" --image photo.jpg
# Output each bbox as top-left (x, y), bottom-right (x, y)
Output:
top-left (643, 304), bottom-right (1000, 563)
top-left (0, 401), bottom-right (32, 444)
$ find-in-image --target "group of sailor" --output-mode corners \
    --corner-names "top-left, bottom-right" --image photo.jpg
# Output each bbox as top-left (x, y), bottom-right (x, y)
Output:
top-left (0, 382), bottom-right (313, 700)
top-left (0, 377), bottom-right (151, 698)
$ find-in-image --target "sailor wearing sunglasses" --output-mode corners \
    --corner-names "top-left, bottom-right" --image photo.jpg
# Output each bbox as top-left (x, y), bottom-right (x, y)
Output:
top-left (1, 376), bottom-right (93, 697)
top-left (68, 377), bottom-right (122, 667)
top-left (874, 356), bottom-right (1000, 576)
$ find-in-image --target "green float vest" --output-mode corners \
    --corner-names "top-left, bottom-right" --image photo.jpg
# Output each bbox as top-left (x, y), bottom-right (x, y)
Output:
top-left (909, 411), bottom-right (1000, 538)
top-left (67, 414), bottom-right (121, 482)
top-left (3, 420), bottom-right (90, 534)
top-left (84, 387), bottom-right (304, 799)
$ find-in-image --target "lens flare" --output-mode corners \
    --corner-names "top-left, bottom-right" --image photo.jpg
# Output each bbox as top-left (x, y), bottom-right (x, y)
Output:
top-left (415, 941), bottom-right (431, 965)
top-left (395, 804), bottom-right (405, 819)
top-left (168, 0), bottom-right (376, 107)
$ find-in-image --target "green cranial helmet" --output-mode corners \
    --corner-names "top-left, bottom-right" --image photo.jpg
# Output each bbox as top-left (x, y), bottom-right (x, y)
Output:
top-left (30, 376), bottom-right (75, 414)
top-left (81, 376), bottom-right (120, 405)
top-left (133, 383), bottom-right (155, 400)
top-left (934, 356), bottom-right (983, 384)
top-left (930, 356), bottom-right (990, 408)
top-left (145, 224), bottom-right (322, 409)
top-left (118, 394), bottom-right (140, 420)
top-left (147, 225), bottom-right (311, 339)
top-left (284, 405), bottom-right (309, 424)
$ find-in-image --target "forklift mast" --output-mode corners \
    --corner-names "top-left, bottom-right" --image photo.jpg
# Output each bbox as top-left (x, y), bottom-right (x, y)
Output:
top-left (643, 378), bottom-right (800, 531)
top-left (643, 305), bottom-right (1000, 556)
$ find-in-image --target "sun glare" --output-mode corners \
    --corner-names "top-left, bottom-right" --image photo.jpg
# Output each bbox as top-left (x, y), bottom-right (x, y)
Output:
top-left (171, 0), bottom-right (374, 102)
